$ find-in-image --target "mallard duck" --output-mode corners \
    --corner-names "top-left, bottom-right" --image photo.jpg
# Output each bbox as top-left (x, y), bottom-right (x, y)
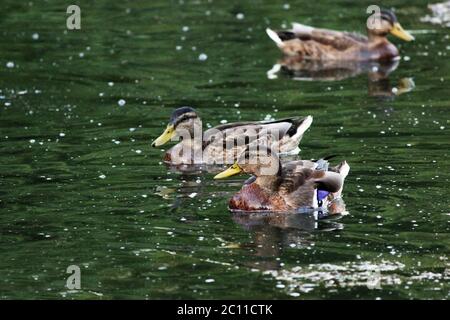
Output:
top-left (266, 9), bottom-right (414, 61)
top-left (214, 145), bottom-right (349, 212)
top-left (267, 55), bottom-right (400, 81)
top-left (151, 107), bottom-right (313, 165)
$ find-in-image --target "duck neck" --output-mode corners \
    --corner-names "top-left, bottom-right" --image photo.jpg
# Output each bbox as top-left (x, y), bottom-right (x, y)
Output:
top-left (254, 175), bottom-right (281, 193)
top-left (367, 30), bottom-right (389, 43)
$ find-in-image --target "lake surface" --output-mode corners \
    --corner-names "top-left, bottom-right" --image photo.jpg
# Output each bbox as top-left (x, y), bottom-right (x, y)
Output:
top-left (0, 0), bottom-right (449, 299)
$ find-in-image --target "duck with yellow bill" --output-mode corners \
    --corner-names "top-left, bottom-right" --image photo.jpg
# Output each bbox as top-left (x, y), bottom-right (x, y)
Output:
top-left (266, 9), bottom-right (414, 61)
top-left (214, 145), bottom-right (350, 213)
top-left (152, 107), bottom-right (313, 166)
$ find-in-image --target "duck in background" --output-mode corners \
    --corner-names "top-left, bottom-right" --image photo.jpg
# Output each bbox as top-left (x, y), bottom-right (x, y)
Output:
top-left (151, 107), bottom-right (313, 166)
top-left (266, 9), bottom-right (414, 61)
top-left (214, 145), bottom-right (349, 213)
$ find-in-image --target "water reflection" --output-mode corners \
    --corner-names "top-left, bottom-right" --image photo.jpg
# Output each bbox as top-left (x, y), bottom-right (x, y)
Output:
top-left (232, 207), bottom-right (345, 271)
top-left (267, 58), bottom-right (415, 98)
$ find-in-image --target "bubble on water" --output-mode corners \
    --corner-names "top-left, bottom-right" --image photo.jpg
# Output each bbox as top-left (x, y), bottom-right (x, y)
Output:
top-left (236, 13), bottom-right (245, 20)
top-left (6, 61), bottom-right (14, 68)
top-left (176, 45), bottom-right (182, 51)
top-left (188, 193), bottom-right (197, 198)
top-left (99, 174), bottom-right (106, 179)
top-left (29, 139), bottom-right (36, 144)
top-left (404, 56), bottom-right (411, 61)
top-left (182, 26), bottom-right (189, 32)
top-left (79, 52), bottom-right (84, 58)
top-left (118, 99), bottom-right (126, 106)
top-left (198, 53), bottom-right (208, 61)
top-left (205, 278), bottom-right (215, 283)
top-left (220, 119), bottom-right (227, 124)
top-left (135, 149), bottom-right (142, 154)
top-left (59, 133), bottom-right (65, 137)
top-left (108, 82), bottom-right (114, 87)
top-left (32, 33), bottom-right (39, 40)
top-left (283, 3), bottom-right (290, 10)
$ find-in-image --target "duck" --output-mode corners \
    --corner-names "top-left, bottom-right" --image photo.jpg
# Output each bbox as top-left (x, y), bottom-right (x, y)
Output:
top-left (151, 107), bottom-right (313, 165)
top-left (266, 9), bottom-right (414, 61)
top-left (213, 145), bottom-right (350, 213)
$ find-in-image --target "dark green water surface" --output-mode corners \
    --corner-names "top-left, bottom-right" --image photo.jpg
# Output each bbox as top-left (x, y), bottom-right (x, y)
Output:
top-left (1, 0), bottom-right (449, 299)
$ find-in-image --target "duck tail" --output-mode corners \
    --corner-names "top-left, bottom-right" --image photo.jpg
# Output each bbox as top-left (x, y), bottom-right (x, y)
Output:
top-left (292, 115), bottom-right (313, 139)
top-left (291, 22), bottom-right (314, 34)
top-left (266, 28), bottom-right (284, 47)
top-left (336, 160), bottom-right (350, 179)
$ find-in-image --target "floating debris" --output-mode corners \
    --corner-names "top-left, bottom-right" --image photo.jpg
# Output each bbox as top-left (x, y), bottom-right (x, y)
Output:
top-left (421, 1), bottom-right (450, 27)
top-left (265, 260), bottom-right (406, 295)
top-left (118, 99), bottom-right (126, 106)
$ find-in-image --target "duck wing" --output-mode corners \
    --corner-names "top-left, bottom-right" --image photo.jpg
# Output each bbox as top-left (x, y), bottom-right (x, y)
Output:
top-left (277, 162), bottom-right (345, 208)
top-left (290, 23), bottom-right (368, 50)
top-left (203, 117), bottom-right (311, 148)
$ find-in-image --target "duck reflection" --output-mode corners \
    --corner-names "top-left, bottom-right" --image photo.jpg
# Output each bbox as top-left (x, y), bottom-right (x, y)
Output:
top-left (231, 203), bottom-right (346, 271)
top-left (267, 57), bottom-right (414, 98)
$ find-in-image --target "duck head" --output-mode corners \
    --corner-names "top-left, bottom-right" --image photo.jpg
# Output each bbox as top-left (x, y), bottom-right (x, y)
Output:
top-left (152, 107), bottom-right (201, 147)
top-left (214, 145), bottom-right (281, 179)
top-left (368, 9), bottom-right (415, 42)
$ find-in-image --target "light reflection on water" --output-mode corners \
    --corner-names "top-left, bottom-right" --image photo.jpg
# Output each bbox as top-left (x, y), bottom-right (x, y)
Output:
top-left (0, 0), bottom-right (449, 299)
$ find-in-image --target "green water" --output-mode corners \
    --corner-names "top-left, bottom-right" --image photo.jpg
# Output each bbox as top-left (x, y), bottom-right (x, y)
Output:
top-left (1, 0), bottom-right (449, 299)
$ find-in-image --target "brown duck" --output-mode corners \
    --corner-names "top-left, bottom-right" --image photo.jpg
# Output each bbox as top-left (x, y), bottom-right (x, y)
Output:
top-left (214, 145), bottom-right (350, 213)
top-left (151, 107), bottom-right (313, 165)
top-left (266, 9), bottom-right (414, 61)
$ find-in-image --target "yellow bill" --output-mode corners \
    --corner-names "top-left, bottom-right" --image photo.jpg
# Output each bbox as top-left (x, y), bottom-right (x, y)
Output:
top-left (390, 22), bottom-right (414, 41)
top-left (214, 163), bottom-right (243, 179)
top-left (151, 124), bottom-right (175, 147)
